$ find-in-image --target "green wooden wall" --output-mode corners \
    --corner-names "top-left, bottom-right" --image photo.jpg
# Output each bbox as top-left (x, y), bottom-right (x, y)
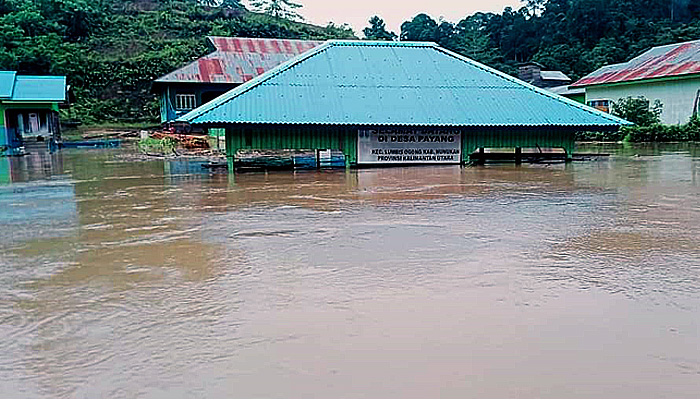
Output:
top-left (225, 124), bottom-right (579, 166)
top-left (462, 128), bottom-right (576, 160)
top-left (226, 125), bottom-right (358, 165)
top-left (0, 104), bottom-right (6, 148)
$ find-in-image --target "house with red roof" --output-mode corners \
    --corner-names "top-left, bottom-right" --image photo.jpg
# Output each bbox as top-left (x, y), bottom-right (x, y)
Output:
top-left (152, 37), bottom-right (324, 123)
top-left (571, 40), bottom-right (700, 125)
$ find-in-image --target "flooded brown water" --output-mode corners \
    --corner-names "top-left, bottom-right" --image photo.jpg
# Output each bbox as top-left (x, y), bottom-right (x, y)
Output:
top-left (1, 144), bottom-right (699, 398)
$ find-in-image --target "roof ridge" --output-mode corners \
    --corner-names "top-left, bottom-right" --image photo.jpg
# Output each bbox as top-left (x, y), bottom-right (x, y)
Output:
top-left (649, 39), bottom-right (700, 50)
top-left (327, 40), bottom-right (437, 47)
top-left (206, 36), bottom-right (325, 42)
top-left (14, 75), bottom-right (66, 79)
top-left (206, 36), bottom-right (326, 52)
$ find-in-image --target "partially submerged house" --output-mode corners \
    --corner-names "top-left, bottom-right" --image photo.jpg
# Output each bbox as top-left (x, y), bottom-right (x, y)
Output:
top-left (518, 62), bottom-right (573, 88)
top-left (177, 40), bottom-right (628, 168)
top-left (0, 72), bottom-right (68, 156)
top-left (572, 40), bottom-right (700, 124)
top-left (519, 62), bottom-right (584, 103)
top-left (153, 37), bottom-right (324, 122)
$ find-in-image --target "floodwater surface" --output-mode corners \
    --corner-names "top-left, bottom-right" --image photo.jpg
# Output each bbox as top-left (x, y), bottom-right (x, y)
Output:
top-left (1, 144), bottom-right (699, 398)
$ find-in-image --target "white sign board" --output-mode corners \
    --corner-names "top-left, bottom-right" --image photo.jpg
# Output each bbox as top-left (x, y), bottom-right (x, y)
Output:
top-left (357, 128), bottom-right (461, 165)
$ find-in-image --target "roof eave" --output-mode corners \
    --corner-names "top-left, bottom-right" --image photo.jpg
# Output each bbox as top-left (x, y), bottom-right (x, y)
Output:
top-left (572, 71), bottom-right (700, 88)
top-left (3, 99), bottom-right (66, 103)
top-left (188, 120), bottom-right (627, 130)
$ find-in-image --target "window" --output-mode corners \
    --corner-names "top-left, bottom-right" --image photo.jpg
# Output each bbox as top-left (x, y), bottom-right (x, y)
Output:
top-left (588, 99), bottom-right (611, 113)
top-left (175, 94), bottom-right (197, 111)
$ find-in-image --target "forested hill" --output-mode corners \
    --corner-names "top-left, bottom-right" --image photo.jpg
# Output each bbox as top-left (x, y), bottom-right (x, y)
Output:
top-left (399, 0), bottom-right (700, 82)
top-left (0, 0), bottom-right (354, 124)
top-left (2, 0), bottom-right (700, 125)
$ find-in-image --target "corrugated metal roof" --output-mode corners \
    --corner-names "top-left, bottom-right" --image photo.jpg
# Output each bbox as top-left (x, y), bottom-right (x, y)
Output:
top-left (0, 72), bottom-right (66, 102)
top-left (179, 41), bottom-right (629, 127)
top-left (155, 37), bottom-right (325, 84)
top-left (540, 70), bottom-right (571, 81)
top-left (548, 85), bottom-right (585, 96)
top-left (572, 40), bottom-right (700, 87)
top-left (11, 75), bottom-right (66, 101)
top-left (0, 71), bottom-right (17, 98)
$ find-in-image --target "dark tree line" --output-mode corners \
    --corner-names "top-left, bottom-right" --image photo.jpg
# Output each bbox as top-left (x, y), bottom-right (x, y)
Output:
top-left (387, 0), bottom-right (700, 78)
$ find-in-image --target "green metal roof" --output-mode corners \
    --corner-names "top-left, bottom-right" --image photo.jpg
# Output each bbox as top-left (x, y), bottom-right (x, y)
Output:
top-left (0, 71), bottom-right (17, 98)
top-left (12, 75), bottom-right (67, 101)
top-left (0, 71), bottom-right (67, 102)
top-left (179, 41), bottom-right (630, 128)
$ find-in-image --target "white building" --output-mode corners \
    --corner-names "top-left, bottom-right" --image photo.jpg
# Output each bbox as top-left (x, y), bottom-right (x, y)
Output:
top-left (571, 40), bottom-right (700, 125)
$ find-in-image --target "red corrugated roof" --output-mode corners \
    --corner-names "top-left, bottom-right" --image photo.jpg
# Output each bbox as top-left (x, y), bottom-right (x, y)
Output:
top-left (572, 40), bottom-right (700, 87)
top-left (155, 37), bottom-right (325, 84)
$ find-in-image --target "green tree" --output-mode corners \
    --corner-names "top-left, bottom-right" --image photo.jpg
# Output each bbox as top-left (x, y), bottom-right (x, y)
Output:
top-left (363, 16), bottom-right (396, 40)
top-left (324, 22), bottom-right (356, 39)
top-left (612, 96), bottom-right (663, 126)
top-left (453, 17), bottom-right (498, 66)
top-left (400, 13), bottom-right (438, 42)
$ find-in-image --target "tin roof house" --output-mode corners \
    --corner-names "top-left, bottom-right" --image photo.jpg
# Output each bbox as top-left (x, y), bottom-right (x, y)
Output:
top-left (518, 62), bottom-right (585, 103)
top-left (152, 37), bottom-right (324, 123)
top-left (178, 40), bottom-right (628, 168)
top-left (518, 62), bottom-right (573, 88)
top-left (0, 71), bottom-right (68, 156)
top-left (572, 39), bottom-right (700, 124)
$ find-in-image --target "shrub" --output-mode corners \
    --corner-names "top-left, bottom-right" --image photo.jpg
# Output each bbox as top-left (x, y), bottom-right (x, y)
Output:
top-left (578, 116), bottom-right (700, 143)
top-left (575, 130), bottom-right (626, 142)
top-left (620, 117), bottom-right (700, 142)
top-left (137, 137), bottom-right (177, 154)
top-left (611, 96), bottom-right (663, 127)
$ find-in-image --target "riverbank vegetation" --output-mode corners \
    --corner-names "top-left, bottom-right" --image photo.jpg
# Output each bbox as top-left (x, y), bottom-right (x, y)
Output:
top-left (577, 120), bottom-right (700, 143)
top-left (2, 0), bottom-right (700, 126)
top-left (614, 97), bottom-right (700, 142)
top-left (577, 97), bottom-right (700, 142)
top-left (138, 136), bottom-right (177, 155)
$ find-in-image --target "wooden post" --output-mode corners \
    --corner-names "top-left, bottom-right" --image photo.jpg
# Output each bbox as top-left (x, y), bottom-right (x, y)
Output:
top-left (227, 155), bottom-right (235, 172)
top-left (515, 147), bottom-right (522, 165)
top-left (227, 155), bottom-right (236, 186)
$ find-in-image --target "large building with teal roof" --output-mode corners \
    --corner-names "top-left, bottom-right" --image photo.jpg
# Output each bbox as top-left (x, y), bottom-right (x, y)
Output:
top-left (0, 71), bottom-right (68, 156)
top-left (178, 40), bottom-right (629, 167)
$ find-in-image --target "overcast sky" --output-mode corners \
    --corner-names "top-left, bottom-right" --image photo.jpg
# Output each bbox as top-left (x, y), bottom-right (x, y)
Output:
top-left (244, 0), bottom-right (524, 36)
